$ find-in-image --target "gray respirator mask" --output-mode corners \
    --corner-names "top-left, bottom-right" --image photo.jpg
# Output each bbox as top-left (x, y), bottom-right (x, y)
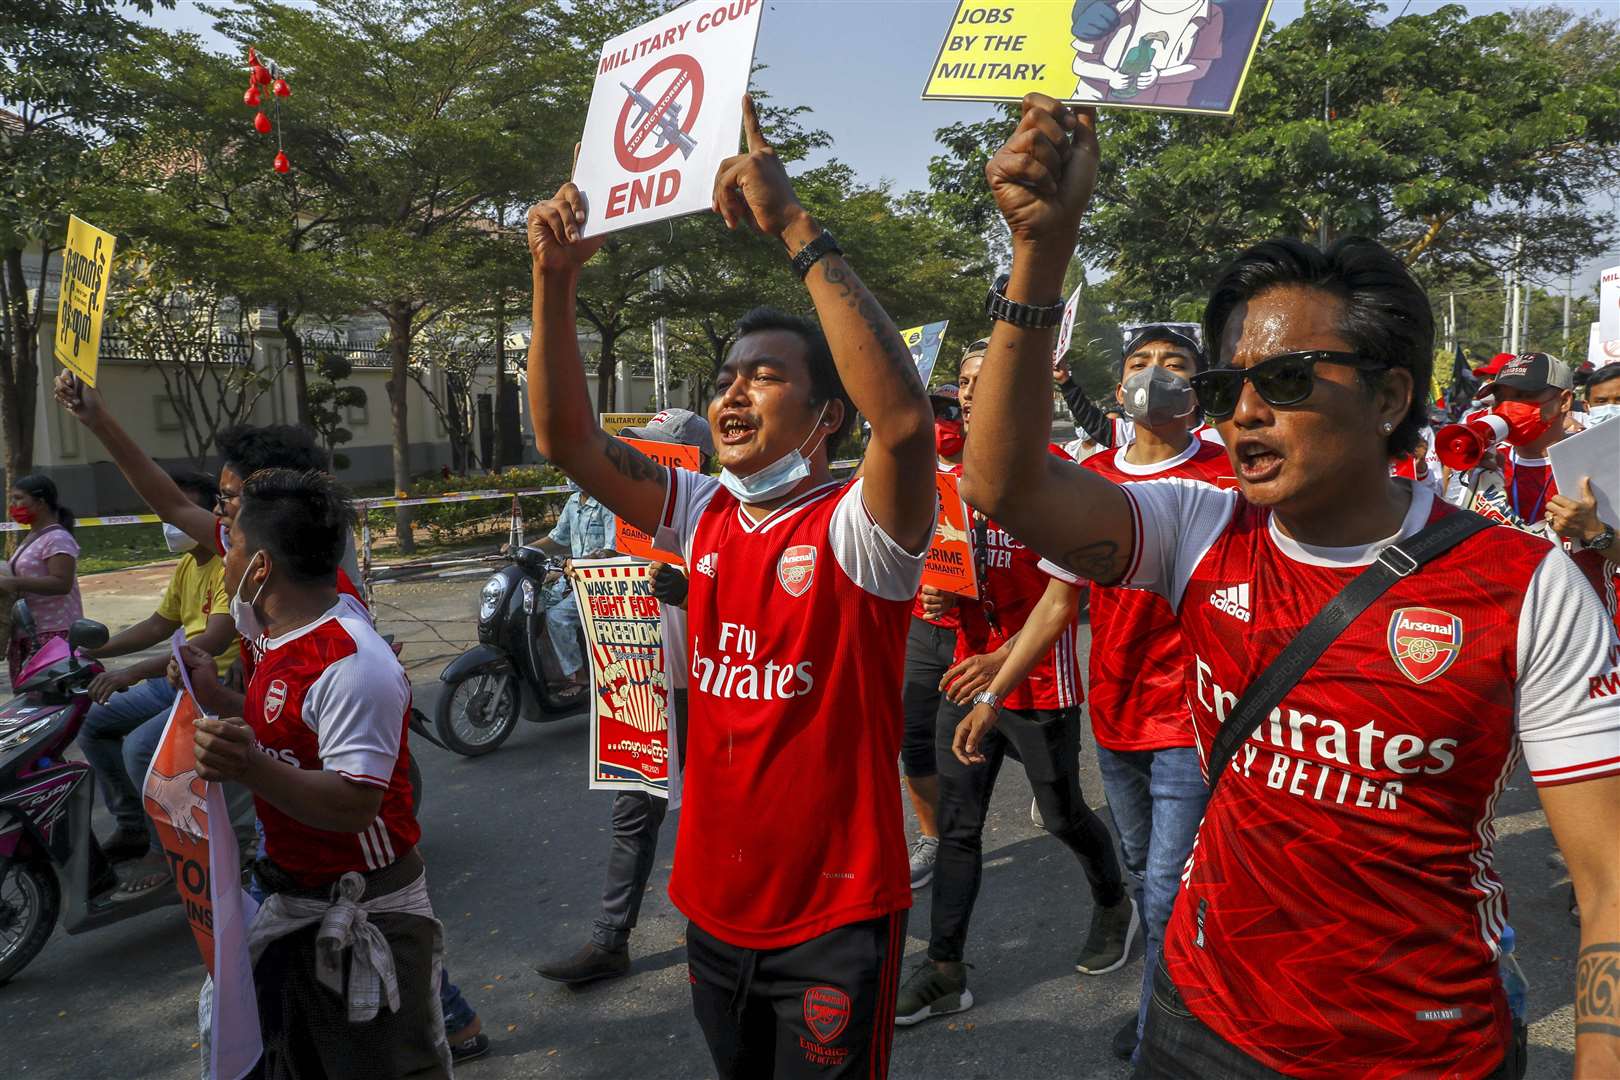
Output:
top-left (1120, 366), bottom-right (1196, 428)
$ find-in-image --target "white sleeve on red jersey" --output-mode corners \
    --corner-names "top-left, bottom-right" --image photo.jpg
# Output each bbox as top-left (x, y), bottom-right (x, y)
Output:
top-left (653, 469), bottom-right (722, 566)
top-left (1515, 547), bottom-right (1620, 787)
top-left (1115, 478), bottom-right (1239, 609)
top-left (303, 619), bottom-right (411, 788)
top-left (830, 479), bottom-right (929, 601)
top-left (1035, 557), bottom-right (1083, 586)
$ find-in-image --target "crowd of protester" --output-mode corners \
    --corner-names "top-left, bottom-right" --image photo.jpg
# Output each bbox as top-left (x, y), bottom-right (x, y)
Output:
top-left (20, 93), bottom-right (1617, 1079)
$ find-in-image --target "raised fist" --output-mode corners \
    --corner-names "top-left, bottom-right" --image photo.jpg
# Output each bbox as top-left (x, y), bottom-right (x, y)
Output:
top-left (985, 94), bottom-right (1100, 260)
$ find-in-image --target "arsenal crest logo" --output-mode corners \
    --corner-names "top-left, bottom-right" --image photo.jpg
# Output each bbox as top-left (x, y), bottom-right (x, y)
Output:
top-left (264, 679), bottom-right (288, 723)
top-left (1387, 607), bottom-right (1463, 685)
top-left (778, 545), bottom-right (816, 597)
top-left (802, 985), bottom-right (851, 1044)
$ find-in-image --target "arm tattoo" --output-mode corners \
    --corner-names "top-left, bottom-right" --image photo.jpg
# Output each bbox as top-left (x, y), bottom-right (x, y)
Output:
top-left (601, 436), bottom-right (667, 485)
top-left (1576, 943), bottom-right (1620, 1039)
top-left (1061, 540), bottom-right (1125, 584)
top-left (816, 260), bottom-right (923, 391)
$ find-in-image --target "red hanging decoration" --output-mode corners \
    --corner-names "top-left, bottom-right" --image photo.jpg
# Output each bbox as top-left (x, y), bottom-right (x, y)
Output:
top-left (251, 62), bottom-right (271, 86)
top-left (244, 84), bottom-right (261, 107)
top-left (273, 150), bottom-right (290, 174)
top-left (272, 78), bottom-right (291, 98)
top-left (254, 111), bottom-right (272, 134)
top-left (247, 46), bottom-right (258, 63)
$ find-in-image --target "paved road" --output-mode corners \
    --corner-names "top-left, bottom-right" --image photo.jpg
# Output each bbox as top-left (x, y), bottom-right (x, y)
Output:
top-left (6, 571), bottom-right (1583, 1078)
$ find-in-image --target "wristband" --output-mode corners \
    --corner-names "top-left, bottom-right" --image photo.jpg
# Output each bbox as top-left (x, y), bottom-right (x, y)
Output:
top-left (790, 230), bottom-right (842, 280)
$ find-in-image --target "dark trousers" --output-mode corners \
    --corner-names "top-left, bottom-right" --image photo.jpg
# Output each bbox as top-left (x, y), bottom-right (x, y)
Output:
top-left (900, 617), bottom-right (956, 779)
top-left (688, 911), bottom-right (907, 1079)
top-left (593, 689), bottom-right (687, 950)
top-left (1136, 958), bottom-right (1517, 1080)
top-left (928, 700), bottom-right (1123, 964)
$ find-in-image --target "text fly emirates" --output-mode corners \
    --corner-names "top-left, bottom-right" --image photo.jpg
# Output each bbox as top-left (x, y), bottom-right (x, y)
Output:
top-left (1194, 656), bottom-right (1459, 813)
top-left (691, 621), bottom-right (815, 701)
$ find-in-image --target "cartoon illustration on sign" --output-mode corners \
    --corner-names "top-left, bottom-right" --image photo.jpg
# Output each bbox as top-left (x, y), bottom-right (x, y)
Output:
top-left (620, 78), bottom-right (699, 160)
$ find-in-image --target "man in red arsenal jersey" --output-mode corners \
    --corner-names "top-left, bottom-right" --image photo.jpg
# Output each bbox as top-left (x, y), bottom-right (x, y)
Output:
top-left (961, 95), bottom-right (1620, 1078)
top-left (188, 469), bottom-right (445, 1078)
top-left (525, 96), bottom-right (935, 1079)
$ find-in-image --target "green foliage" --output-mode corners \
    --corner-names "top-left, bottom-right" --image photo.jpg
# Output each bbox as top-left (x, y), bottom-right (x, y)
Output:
top-left (308, 354), bottom-right (365, 470)
top-left (361, 463), bottom-right (570, 546)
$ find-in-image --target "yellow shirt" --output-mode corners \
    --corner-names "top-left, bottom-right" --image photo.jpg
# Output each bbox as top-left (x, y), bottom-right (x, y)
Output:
top-left (155, 552), bottom-right (239, 677)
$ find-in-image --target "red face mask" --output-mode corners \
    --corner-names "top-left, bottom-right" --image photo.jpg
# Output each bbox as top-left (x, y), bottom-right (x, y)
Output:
top-left (935, 419), bottom-right (964, 458)
top-left (1491, 400), bottom-right (1552, 446)
top-left (9, 505), bottom-right (34, 525)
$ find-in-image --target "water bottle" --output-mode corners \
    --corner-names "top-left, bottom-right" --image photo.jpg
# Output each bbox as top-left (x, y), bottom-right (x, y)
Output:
top-left (1500, 925), bottom-right (1529, 1080)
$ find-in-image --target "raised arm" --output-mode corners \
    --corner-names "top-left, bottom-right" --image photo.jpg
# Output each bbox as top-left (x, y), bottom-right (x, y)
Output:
top-left (525, 182), bottom-right (669, 535)
top-left (713, 96), bottom-right (935, 553)
top-left (960, 95), bottom-right (1135, 582)
top-left (53, 374), bottom-right (219, 549)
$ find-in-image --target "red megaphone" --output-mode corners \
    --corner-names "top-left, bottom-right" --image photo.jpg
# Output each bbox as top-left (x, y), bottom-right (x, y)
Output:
top-left (1435, 414), bottom-right (1510, 471)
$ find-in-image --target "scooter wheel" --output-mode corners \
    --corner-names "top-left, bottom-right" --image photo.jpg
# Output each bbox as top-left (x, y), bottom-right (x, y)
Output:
top-left (434, 672), bottom-right (521, 757)
top-left (0, 858), bottom-right (61, 985)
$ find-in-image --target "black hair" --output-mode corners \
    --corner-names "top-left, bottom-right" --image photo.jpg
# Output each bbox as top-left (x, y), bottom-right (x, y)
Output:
top-left (731, 307), bottom-right (856, 448)
top-left (168, 469), bottom-right (219, 511)
top-left (215, 424), bottom-right (329, 478)
top-left (13, 474), bottom-right (74, 534)
top-left (236, 468), bottom-right (354, 585)
top-left (1586, 363), bottom-right (1620, 398)
top-left (1203, 237), bottom-right (1433, 456)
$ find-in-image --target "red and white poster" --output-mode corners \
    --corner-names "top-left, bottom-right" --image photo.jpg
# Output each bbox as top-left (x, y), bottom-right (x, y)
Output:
top-left (922, 471), bottom-right (977, 598)
top-left (573, 0), bottom-right (765, 238)
top-left (573, 559), bottom-right (676, 798)
top-left (143, 631), bottom-right (261, 1079)
top-left (614, 436), bottom-right (703, 564)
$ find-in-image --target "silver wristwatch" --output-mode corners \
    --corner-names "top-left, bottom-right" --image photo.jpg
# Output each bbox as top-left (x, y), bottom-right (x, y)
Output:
top-left (1589, 523), bottom-right (1616, 552)
top-left (970, 690), bottom-right (1003, 711)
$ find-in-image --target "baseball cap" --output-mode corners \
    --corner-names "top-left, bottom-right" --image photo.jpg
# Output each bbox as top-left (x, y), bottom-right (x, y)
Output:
top-left (1122, 324), bottom-right (1204, 370)
top-left (1481, 352), bottom-right (1574, 397)
top-left (623, 408), bottom-right (714, 458)
top-left (928, 384), bottom-right (959, 403)
top-left (1473, 352), bottom-right (1514, 378)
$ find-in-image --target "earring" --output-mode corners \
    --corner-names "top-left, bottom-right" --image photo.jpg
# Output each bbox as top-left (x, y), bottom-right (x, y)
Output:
top-left (1381, 422), bottom-right (1394, 435)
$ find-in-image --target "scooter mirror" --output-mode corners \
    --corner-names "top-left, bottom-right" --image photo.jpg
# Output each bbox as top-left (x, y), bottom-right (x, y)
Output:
top-left (67, 618), bottom-right (109, 652)
top-left (12, 598), bottom-right (36, 642)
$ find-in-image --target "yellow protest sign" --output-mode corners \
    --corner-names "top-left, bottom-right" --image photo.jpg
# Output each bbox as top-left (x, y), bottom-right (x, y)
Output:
top-left (600, 412), bottom-right (657, 435)
top-left (922, 0), bottom-right (1274, 116)
top-left (53, 215), bottom-right (117, 387)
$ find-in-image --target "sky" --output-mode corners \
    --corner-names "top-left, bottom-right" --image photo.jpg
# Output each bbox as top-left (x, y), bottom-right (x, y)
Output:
top-left (140, 0), bottom-right (1619, 293)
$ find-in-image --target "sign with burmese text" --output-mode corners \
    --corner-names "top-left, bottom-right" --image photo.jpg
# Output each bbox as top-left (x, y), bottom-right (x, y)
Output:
top-left (574, 558), bottom-right (673, 797)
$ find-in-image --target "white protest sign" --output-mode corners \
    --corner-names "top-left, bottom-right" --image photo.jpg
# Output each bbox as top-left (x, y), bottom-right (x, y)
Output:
top-left (1054, 283), bottom-right (1083, 361)
top-left (1589, 322), bottom-right (1620, 367)
top-left (1601, 265), bottom-right (1620, 347)
top-left (574, 0), bottom-right (765, 239)
top-left (1549, 416), bottom-right (1620, 535)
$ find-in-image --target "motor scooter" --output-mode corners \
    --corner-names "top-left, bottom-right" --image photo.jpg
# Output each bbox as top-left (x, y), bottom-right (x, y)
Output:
top-left (0, 607), bottom-right (179, 984)
top-left (429, 547), bottom-right (587, 756)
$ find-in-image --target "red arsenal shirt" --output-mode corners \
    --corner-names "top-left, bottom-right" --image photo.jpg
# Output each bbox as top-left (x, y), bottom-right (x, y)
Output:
top-left (1118, 479), bottom-right (1620, 1078)
top-left (246, 596), bottom-right (419, 888)
top-left (655, 473), bottom-right (926, 949)
top-left (1076, 440), bottom-right (1231, 751)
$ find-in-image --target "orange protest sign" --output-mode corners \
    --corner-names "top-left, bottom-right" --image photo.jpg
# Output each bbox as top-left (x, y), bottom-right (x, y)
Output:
top-left (615, 436), bottom-right (703, 564)
top-left (923, 471), bottom-right (977, 598)
top-left (144, 689), bottom-right (218, 969)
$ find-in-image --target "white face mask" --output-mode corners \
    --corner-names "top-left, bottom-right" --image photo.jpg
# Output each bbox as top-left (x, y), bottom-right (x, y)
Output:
top-left (718, 403), bottom-right (830, 505)
top-left (163, 523), bottom-right (197, 553)
top-left (229, 552), bottom-right (269, 640)
top-left (1585, 403), bottom-right (1620, 426)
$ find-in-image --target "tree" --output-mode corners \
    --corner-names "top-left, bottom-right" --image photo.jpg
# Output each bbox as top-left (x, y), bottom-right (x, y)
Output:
top-left (0, 0), bottom-right (169, 488)
top-left (305, 352), bottom-right (365, 470)
top-left (404, 308), bottom-right (493, 475)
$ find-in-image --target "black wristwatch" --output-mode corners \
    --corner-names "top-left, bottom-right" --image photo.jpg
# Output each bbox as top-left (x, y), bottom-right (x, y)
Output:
top-left (790, 229), bottom-right (842, 280)
top-left (1588, 523), bottom-right (1616, 552)
top-left (984, 274), bottom-right (1066, 329)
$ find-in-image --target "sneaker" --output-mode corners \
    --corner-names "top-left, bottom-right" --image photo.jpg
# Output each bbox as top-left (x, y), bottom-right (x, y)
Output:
top-left (533, 942), bottom-right (630, 986)
top-left (909, 836), bottom-right (939, 889)
top-left (1110, 1014), bottom-right (1139, 1060)
top-left (99, 826), bottom-right (149, 863)
top-left (1030, 797), bottom-right (1042, 827)
top-left (1075, 895), bottom-right (1139, 975)
top-left (450, 1032), bottom-right (491, 1064)
top-left (894, 959), bottom-right (973, 1026)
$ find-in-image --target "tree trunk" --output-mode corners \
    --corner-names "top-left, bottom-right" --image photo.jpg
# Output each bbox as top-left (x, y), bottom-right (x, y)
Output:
top-left (1, 249), bottom-right (39, 489)
top-left (595, 330), bottom-right (617, 413)
top-left (385, 304), bottom-right (415, 554)
top-left (447, 378), bottom-right (469, 474)
top-left (493, 290), bottom-right (522, 468)
top-left (278, 303), bottom-right (310, 427)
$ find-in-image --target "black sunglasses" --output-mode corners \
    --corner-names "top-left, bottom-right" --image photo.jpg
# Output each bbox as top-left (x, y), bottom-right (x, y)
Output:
top-left (1190, 351), bottom-right (1388, 419)
top-left (932, 402), bottom-right (962, 422)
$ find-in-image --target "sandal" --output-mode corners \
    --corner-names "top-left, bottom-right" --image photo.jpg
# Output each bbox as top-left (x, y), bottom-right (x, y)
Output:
top-left (112, 851), bottom-right (173, 901)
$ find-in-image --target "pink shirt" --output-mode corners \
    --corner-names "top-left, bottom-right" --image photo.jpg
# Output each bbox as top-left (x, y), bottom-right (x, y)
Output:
top-left (10, 525), bottom-right (82, 633)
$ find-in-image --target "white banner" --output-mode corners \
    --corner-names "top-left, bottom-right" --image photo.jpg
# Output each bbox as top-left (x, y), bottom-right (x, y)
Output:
top-left (1054, 283), bottom-right (1083, 361)
top-left (1601, 264), bottom-right (1620, 347)
top-left (574, 0), bottom-right (765, 238)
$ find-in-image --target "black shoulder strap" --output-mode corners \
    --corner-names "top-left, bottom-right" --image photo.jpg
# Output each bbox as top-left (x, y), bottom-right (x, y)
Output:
top-left (1204, 510), bottom-right (1494, 794)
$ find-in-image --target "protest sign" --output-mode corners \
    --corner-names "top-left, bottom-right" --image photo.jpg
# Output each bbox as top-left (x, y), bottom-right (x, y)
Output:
top-left (1601, 266), bottom-right (1620, 350)
top-left (1588, 322), bottom-right (1620, 367)
top-left (902, 321), bottom-right (950, 385)
top-left (573, 0), bottom-right (765, 238)
top-left (922, 0), bottom-right (1273, 116)
top-left (1550, 417), bottom-right (1619, 533)
top-left (143, 632), bottom-right (261, 1079)
top-left (600, 412), bottom-right (657, 435)
top-left (573, 558), bottom-right (674, 797)
top-left (53, 215), bottom-right (116, 387)
top-left (923, 471), bottom-right (977, 598)
top-left (1054, 283), bottom-right (1083, 362)
top-left (614, 435), bottom-right (703, 563)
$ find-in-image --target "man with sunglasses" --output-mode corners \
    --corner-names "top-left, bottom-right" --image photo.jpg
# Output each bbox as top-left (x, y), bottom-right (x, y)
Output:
top-left (961, 94), bottom-right (1620, 1078)
top-left (894, 339), bottom-right (1133, 1027)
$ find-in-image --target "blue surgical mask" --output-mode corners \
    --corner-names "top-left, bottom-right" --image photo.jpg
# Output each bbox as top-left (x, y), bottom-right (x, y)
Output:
top-left (1586, 403), bottom-right (1620, 426)
top-left (718, 404), bottom-right (830, 505)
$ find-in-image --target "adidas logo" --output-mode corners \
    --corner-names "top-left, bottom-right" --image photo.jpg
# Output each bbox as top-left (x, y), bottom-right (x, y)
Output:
top-left (1209, 583), bottom-right (1252, 623)
top-left (694, 552), bottom-right (717, 579)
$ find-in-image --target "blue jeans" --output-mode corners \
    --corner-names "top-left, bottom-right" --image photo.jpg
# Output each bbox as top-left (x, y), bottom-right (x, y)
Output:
top-left (1096, 744), bottom-right (1209, 1055)
top-left (544, 590), bottom-right (583, 676)
top-left (77, 676), bottom-right (177, 832)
